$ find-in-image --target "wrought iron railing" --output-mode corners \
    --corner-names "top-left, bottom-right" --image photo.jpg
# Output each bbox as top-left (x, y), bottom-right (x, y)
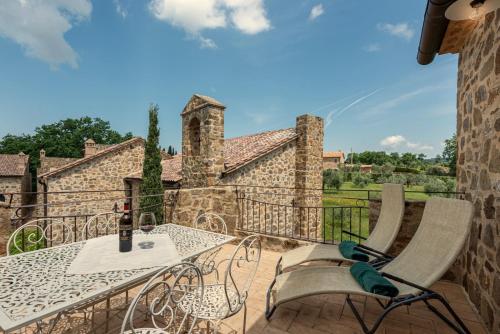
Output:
top-left (237, 195), bottom-right (369, 244)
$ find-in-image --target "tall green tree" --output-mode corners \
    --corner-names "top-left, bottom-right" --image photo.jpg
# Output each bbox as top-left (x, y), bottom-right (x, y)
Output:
top-left (442, 133), bottom-right (457, 176)
top-left (139, 104), bottom-right (164, 222)
top-left (0, 117), bottom-right (132, 185)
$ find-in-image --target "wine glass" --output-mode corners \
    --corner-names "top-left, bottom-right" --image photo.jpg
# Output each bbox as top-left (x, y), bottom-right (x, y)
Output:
top-left (138, 212), bottom-right (156, 249)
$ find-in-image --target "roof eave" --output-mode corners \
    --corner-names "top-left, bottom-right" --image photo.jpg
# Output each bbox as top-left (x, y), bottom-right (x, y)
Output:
top-left (417, 0), bottom-right (456, 65)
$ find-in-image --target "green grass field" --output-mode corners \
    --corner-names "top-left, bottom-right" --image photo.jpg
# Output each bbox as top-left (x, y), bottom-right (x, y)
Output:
top-left (321, 182), bottom-right (429, 242)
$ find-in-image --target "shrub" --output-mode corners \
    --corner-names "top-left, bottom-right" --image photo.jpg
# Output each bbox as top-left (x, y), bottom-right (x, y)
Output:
top-left (323, 169), bottom-right (343, 190)
top-left (424, 178), bottom-right (449, 197)
top-left (426, 165), bottom-right (450, 176)
top-left (352, 173), bottom-right (371, 188)
top-left (394, 166), bottom-right (421, 174)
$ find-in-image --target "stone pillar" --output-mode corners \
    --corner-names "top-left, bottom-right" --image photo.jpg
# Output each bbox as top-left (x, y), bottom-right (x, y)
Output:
top-left (181, 95), bottom-right (225, 188)
top-left (452, 10), bottom-right (500, 333)
top-left (294, 114), bottom-right (324, 238)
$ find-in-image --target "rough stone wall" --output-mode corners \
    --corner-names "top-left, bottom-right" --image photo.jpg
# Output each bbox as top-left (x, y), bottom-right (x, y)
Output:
top-left (0, 203), bottom-right (13, 255)
top-left (0, 175), bottom-right (31, 219)
top-left (294, 115), bottom-right (324, 238)
top-left (38, 157), bottom-right (79, 175)
top-left (181, 98), bottom-right (225, 188)
top-left (368, 200), bottom-right (425, 257)
top-left (165, 186), bottom-right (238, 234)
top-left (454, 10), bottom-right (500, 333)
top-left (222, 142), bottom-right (298, 235)
top-left (39, 141), bottom-right (145, 224)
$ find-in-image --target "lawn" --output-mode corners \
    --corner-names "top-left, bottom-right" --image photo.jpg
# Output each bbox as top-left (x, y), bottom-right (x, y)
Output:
top-left (321, 182), bottom-right (429, 243)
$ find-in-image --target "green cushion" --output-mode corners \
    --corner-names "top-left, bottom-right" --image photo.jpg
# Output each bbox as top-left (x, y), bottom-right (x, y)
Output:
top-left (350, 262), bottom-right (399, 297)
top-left (339, 241), bottom-right (369, 262)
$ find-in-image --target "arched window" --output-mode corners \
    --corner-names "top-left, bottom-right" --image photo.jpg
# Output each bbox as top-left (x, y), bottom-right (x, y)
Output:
top-left (189, 117), bottom-right (201, 156)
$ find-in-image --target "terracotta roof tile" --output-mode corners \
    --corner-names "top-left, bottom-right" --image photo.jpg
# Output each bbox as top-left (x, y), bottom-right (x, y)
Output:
top-left (161, 128), bottom-right (297, 182)
top-left (38, 137), bottom-right (144, 178)
top-left (323, 151), bottom-right (345, 158)
top-left (0, 154), bottom-right (29, 177)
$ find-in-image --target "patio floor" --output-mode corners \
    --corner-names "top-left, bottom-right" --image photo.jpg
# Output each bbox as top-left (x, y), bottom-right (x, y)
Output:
top-left (50, 244), bottom-right (487, 334)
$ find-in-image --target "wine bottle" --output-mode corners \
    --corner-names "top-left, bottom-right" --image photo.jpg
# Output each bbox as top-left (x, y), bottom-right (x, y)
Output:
top-left (119, 201), bottom-right (133, 252)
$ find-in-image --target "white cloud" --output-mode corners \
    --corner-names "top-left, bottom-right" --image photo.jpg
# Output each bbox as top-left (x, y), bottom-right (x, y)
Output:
top-left (364, 43), bottom-right (381, 52)
top-left (377, 22), bottom-right (414, 40)
top-left (0, 0), bottom-right (92, 69)
top-left (149, 0), bottom-right (271, 47)
top-left (114, 0), bottom-right (127, 18)
top-left (381, 135), bottom-right (434, 152)
top-left (199, 36), bottom-right (217, 49)
top-left (380, 135), bottom-right (406, 148)
top-left (309, 4), bottom-right (324, 21)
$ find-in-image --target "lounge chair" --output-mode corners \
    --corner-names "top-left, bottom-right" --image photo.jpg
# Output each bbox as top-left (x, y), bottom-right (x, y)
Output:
top-left (266, 197), bottom-right (473, 334)
top-left (276, 183), bottom-right (405, 276)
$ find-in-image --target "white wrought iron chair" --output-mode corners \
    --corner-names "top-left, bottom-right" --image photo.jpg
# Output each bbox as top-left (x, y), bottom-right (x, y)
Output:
top-left (120, 262), bottom-right (204, 334)
top-left (180, 235), bottom-right (261, 334)
top-left (81, 211), bottom-right (121, 241)
top-left (7, 218), bottom-right (73, 255)
top-left (192, 213), bottom-right (228, 277)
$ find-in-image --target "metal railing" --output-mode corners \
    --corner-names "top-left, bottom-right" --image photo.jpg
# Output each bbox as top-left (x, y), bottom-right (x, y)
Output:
top-left (237, 195), bottom-right (368, 244)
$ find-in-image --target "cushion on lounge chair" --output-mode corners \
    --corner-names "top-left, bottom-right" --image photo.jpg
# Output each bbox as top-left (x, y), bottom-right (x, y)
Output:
top-left (339, 241), bottom-right (369, 262)
top-left (350, 262), bottom-right (399, 297)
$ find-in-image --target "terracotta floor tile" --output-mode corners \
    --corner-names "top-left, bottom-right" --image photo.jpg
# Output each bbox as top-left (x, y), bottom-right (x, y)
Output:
top-left (294, 305), bottom-right (322, 327)
top-left (267, 307), bottom-right (298, 331)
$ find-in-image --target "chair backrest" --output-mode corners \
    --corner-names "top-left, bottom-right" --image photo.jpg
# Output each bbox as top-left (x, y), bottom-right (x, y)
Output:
top-left (381, 197), bottom-right (473, 295)
top-left (81, 212), bottom-right (120, 241)
top-left (223, 235), bottom-right (261, 315)
top-left (363, 183), bottom-right (405, 252)
top-left (7, 218), bottom-right (73, 255)
top-left (120, 262), bottom-right (204, 334)
top-left (193, 212), bottom-right (228, 235)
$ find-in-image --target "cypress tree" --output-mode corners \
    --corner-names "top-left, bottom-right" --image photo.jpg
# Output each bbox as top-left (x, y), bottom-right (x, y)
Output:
top-left (140, 104), bottom-right (164, 222)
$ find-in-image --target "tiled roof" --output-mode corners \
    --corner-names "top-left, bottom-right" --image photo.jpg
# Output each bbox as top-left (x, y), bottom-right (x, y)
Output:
top-left (161, 128), bottom-right (298, 182)
top-left (324, 151), bottom-right (344, 158)
top-left (0, 154), bottom-right (29, 177)
top-left (38, 137), bottom-right (144, 178)
top-left (125, 155), bottom-right (182, 183)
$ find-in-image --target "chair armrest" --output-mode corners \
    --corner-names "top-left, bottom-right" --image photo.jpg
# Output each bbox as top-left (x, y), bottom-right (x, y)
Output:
top-left (355, 244), bottom-right (394, 259)
top-left (341, 230), bottom-right (367, 241)
top-left (381, 272), bottom-right (433, 294)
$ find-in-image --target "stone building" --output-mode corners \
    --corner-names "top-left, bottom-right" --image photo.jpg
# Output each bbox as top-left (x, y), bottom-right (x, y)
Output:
top-left (323, 151), bottom-right (345, 170)
top-left (164, 94), bottom-right (324, 237)
top-left (36, 138), bottom-right (147, 223)
top-left (0, 153), bottom-right (31, 218)
top-left (418, 4), bottom-right (499, 332)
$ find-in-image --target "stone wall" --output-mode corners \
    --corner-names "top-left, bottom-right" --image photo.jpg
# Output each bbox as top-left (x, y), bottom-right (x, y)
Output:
top-left (165, 186), bottom-right (238, 233)
top-left (181, 96), bottom-right (225, 188)
top-left (39, 140), bottom-right (145, 223)
top-left (454, 10), bottom-right (500, 333)
top-left (0, 174), bottom-right (31, 219)
top-left (294, 115), bottom-right (324, 238)
top-left (0, 202), bottom-right (13, 256)
top-left (368, 200), bottom-right (425, 257)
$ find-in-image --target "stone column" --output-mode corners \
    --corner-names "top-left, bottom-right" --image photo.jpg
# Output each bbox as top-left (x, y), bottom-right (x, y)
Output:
top-left (294, 114), bottom-right (324, 239)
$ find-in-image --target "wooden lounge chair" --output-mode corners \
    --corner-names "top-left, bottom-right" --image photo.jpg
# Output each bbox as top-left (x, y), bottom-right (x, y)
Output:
top-left (276, 183), bottom-right (405, 276)
top-left (266, 197), bottom-right (473, 334)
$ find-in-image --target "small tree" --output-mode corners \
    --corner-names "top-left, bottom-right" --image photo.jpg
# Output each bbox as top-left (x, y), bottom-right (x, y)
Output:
top-left (442, 133), bottom-right (457, 176)
top-left (140, 104), bottom-right (164, 222)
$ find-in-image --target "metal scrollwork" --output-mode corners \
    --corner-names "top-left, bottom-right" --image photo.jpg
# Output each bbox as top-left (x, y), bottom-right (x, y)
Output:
top-left (120, 263), bottom-right (203, 334)
top-left (81, 212), bottom-right (120, 240)
top-left (7, 218), bottom-right (73, 255)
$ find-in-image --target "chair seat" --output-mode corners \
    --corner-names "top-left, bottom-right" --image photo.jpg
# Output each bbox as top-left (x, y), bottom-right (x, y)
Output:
top-left (123, 329), bottom-right (168, 334)
top-left (179, 284), bottom-right (241, 320)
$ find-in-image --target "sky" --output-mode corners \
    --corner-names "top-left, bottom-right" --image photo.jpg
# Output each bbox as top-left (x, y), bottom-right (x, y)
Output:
top-left (0, 0), bottom-right (458, 157)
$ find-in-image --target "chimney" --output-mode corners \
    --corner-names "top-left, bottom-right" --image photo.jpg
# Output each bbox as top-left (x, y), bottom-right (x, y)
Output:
top-left (39, 149), bottom-right (46, 159)
top-left (84, 139), bottom-right (97, 157)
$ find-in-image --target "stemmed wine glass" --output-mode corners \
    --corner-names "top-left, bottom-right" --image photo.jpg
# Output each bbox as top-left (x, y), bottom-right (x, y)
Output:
top-left (138, 212), bottom-right (156, 249)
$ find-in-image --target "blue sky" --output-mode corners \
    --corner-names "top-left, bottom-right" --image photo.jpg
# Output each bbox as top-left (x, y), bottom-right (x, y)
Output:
top-left (0, 0), bottom-right (457, 157)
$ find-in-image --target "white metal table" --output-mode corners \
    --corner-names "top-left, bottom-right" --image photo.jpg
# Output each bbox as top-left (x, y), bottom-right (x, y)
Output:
top-left (0, 224), bottom-right (235, 332)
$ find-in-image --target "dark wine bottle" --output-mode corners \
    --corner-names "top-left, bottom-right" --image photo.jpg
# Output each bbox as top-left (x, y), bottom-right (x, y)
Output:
top-left (119, 202), bottom-right (133, 252)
